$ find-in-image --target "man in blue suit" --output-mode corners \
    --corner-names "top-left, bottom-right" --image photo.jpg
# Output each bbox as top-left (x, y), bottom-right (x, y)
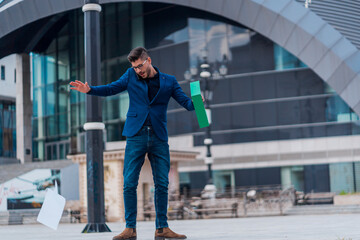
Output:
top-left (70, 47), bottom-right (196, 240)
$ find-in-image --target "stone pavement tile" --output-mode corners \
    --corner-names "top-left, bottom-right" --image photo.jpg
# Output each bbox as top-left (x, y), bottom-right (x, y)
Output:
top-left (0, 214), bottom-right (360, 240)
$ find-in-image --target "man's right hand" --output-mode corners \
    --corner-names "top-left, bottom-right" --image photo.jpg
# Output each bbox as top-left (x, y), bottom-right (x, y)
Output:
top-left (69, 80), bottom-right (91, 93)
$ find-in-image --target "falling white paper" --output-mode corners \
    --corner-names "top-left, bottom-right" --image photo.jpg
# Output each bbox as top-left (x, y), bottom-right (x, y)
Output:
top-left (37, 181), bottom-right (66, 230)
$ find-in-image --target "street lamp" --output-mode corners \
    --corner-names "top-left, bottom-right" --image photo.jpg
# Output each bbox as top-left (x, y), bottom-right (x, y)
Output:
top-left (184, 51), bottom-right (228, 197)
top-left (82, 0), bottom-right (110, 233)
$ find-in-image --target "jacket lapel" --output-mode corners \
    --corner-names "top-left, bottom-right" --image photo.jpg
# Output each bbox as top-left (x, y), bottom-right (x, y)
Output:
top-left (149, 68), bottom-right (164, 105)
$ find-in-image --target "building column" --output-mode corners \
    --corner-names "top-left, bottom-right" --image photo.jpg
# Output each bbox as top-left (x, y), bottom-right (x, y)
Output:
top-left (16, 53), bottom-right (32, 163)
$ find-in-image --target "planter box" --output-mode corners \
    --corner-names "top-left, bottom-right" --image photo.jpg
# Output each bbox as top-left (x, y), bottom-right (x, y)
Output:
top-left (334, 195), bottom-right (360, 205)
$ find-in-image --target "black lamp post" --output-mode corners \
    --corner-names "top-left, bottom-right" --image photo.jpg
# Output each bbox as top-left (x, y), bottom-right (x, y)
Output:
top-left (184, 50), bottom-right (228, 193)
top-left (82, 0), bottom-right (111, 233)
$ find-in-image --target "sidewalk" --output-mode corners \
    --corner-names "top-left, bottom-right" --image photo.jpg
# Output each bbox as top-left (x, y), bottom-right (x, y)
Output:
top-left (1, 214), bottom-right (359, 240)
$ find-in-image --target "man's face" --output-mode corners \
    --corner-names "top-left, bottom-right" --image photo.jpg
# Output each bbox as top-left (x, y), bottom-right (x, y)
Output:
top-left (131, 57), bottom-right (151, 78)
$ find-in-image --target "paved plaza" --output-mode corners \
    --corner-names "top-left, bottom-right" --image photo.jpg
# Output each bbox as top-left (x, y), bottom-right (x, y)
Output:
top-left (1, 214), bottom-right (359, 240)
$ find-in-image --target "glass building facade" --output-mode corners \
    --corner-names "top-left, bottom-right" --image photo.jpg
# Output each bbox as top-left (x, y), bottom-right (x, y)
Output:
top-left (30, 2), bottom-right (360, 193)
top-left (0, 100), bottom-right (16, 159)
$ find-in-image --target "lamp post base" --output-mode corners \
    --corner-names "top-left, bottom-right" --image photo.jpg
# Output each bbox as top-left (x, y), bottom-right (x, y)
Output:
top-left (201, 184), bottom-right (217, 199)
top-left (82, 223), bottom-right (111, 233)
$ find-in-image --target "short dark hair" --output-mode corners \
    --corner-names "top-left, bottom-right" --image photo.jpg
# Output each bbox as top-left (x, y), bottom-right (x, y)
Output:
top-left (127, 47), bottom-right (149, 62)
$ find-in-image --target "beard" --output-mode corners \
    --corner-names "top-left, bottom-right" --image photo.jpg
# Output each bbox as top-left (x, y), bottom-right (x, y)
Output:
top-left (137, 66), bottom-right (151, 79)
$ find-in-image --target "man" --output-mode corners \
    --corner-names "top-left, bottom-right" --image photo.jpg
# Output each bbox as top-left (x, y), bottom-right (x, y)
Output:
top-left (70, 47), bottom-right (197, 240)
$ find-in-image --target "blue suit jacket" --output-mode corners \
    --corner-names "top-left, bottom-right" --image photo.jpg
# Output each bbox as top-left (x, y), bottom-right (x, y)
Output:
top-left (87, 67), bottom-right (194, 141)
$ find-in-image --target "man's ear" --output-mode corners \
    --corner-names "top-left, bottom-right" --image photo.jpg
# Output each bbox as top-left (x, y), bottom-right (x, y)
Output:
top-left (148, 57), bottom-right (151, 65)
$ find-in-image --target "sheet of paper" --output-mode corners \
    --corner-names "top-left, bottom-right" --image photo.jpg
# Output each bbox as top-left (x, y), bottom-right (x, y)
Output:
top-left (37, 182), bottom-right (66, 230)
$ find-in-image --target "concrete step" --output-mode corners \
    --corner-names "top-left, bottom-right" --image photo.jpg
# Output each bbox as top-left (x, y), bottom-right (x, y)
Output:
top-left (0, 209), bottom-right (70, 225)
top-left (8, 209), bottom-right (40, 225)
top-left (285, 204), bottom-right (360, 215)
top-left (0, 211), bottom-right (9, 225)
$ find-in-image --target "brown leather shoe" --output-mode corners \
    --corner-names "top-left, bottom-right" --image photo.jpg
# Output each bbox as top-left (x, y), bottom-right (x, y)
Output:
top-left (113, 228), bottom-right (137, 240)
top-left (155, 227), bottom-right (187, 240)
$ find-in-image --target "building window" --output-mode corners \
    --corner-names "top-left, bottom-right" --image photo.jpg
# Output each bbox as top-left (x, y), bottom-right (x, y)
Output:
top-left (273, 44), bottom-right (306, 70)
top-left (0, 101), bottom-right (17, 158)
top-left (1, 65), bottom-right (5, 80)
top-left (14, 69), bottom-right (16, 83)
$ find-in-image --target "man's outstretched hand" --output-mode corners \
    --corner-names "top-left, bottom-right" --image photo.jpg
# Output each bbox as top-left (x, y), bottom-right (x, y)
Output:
top-left (69, 80), bottom-right (91, 93)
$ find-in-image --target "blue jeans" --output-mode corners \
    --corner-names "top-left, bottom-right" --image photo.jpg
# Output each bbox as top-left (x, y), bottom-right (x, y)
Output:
top-left (123, 126), bottom-right (170, 229)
